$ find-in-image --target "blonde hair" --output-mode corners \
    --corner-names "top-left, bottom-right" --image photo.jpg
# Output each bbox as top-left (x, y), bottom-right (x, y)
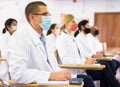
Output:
top-left (60, 14), bottom-right (74, 32)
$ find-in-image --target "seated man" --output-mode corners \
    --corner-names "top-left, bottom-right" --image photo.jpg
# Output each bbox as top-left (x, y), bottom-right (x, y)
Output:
top-left (6, 1), bottom-right (71, 83)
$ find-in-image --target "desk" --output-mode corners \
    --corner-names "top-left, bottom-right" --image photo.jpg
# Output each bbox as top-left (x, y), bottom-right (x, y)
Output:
top-left (8, 80), bottom-right (84, 87)
top-left (0, 58), bottom-right (6, 61)
top-left (59, 64), bottom-right (105, 69)
top-left (96, 57), bottom-right (113, 61)
top-left (107, 47), bottom-right (120, 51)
top-left (105, 47), bottom-right (120, 56)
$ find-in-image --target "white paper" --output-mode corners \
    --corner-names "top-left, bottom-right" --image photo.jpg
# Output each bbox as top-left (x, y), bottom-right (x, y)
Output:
top-left (38, 80), bottom-right (69, 85)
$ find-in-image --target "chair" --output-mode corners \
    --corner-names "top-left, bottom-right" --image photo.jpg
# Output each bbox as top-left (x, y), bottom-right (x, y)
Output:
top-left (0, 58), bottom-right (7, 85)
top-left (54, 50), bottom-right (105, 87)
top-left (54, 49), bottom-right (62, 64)
top-left (54, 49), bottom-right (105, 70)
top-left (0, 58), bottom-right (6, 61)
top-left (0, 79), bottom-right (4, 85)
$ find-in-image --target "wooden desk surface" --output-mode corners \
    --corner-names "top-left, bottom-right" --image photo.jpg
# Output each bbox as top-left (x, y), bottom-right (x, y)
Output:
top-left (105, 47), bottom-right (120, 55)
top-left (9, 80), bottom-right (84, 87)
top-left (0, 58), bottom-right (6, 61)
top-left (10, 84), bottom-right (84, 87)
top-left (107, 47), bottom-right (120, 51)
top-left (96, 57), bottom-right (113, 61)
top-left (59, 64), bottom-right (105, 69)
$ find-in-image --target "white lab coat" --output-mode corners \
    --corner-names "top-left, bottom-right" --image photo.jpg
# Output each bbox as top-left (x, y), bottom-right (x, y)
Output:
top-left (46, 34), bottom-right (57, 61)
top-left (0, 31), bottom-right (10, 84)
top-left (55, 31), bottom-right (86, 74)
top-left (76, 32), bottom-right (96, 58)
top-left (6, 23), bottom-right (61, 83)
top-left (0, 31), bottom-right (11, 57)
top-left (87, 34), bottom-right (103, 52)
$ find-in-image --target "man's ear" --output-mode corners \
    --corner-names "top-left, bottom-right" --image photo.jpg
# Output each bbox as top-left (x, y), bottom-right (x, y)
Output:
top-left (29, 14), bottom-right (35, 22)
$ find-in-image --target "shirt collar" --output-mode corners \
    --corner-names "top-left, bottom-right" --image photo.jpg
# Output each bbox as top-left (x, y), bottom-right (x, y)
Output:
top-left (27, 23), bottom-right (44, 45)
top-left (61, 30), bottom-right (74, 39)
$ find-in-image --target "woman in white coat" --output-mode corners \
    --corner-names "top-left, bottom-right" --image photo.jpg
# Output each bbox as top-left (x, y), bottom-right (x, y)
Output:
top-left (55, 14), bottom-right (95, 87)
top-left (0, 18), bottom-right (17, 84)
top-left (0, 18), bottom-right (17, 57)
top-left (46, 23), bottom-right (60, 60)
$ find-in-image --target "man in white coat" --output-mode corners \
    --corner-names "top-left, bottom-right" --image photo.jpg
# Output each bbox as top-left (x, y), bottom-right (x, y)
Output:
top-left (6, 1), bottom-right (71, 83)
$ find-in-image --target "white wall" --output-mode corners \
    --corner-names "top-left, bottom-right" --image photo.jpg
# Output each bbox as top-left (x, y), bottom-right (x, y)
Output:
top-left (53, 0), bottom-right (120, 24)
top-left (0, 0), bottom-right (120, 35)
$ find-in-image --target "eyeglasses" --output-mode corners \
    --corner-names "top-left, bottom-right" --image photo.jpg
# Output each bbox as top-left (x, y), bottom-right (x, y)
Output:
top-left (33, 12), bottom-right (52, 16)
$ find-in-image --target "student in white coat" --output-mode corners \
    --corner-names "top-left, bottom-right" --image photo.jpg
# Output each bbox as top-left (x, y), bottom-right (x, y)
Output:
top-left (6, 1), bottom-right (71, 83)
top-left (90, 26), bottom-right (120, 77)
top-left (74, 20), bottom-right (103, 58)
top-left (0, 18), bottom-right (17, 57)
top-left (90, 26), bottom-right (103, 53)
top-left (46, 23), bottom-right (60, 61)
top-left (55, 14), bottom-right (95, 87)
top-left (74, 20), bottom-right (120, 87)
top-left (0, 18), bottom-right (17, 84)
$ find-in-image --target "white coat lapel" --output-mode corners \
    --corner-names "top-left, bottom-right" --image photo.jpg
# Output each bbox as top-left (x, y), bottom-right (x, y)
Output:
top-left (27, 24), bottom-right (47, 60)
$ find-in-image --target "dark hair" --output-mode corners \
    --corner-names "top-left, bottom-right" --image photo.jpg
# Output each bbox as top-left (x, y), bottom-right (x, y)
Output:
top-left (90, 26), bottom-right (99, 36)
top-left (74, 20), bottom-right (89, 37)
top-left (25, 1), bottom-right (47, 22)
top-left (94, 29), bottom-right (99, 36)
top-left (46, 23), bottom-right (57, 36)
top-left (2, 18), bottom-right (17, 34)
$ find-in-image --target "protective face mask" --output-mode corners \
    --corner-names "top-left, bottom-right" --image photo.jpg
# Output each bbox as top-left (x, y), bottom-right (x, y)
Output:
top-left (84, 28), bottom-right (91, 34)
top-left (94, 29), bottom-right (99, 36)
top-left (12, 26), bottom-right (17, 31)
top-left (39, 16), bottom-right (51, 30)
top-left (71, 23), bottom-right (78, 31)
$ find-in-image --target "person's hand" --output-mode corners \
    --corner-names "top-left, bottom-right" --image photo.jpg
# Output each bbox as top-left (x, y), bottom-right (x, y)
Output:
top-left (92, 52), bottom-right (104, 58)
top-left (115, 67), bottom-right (120, 82)
top-left (49, 70), bottom-right (71, 81)
top-left (85, 58), bottom-right (96, 64)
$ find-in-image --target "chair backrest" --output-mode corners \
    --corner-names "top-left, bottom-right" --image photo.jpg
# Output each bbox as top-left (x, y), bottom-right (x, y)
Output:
top-left (102, 42), bottom-right (107, 51)
top-left (0, 79), bottom-right (3, 85)
top-left (0, 58), bottom-right (6, 61)
top-left (0, 57), bottom-right (10, 84)
top-left (54, 49), bottom-right (62, 64)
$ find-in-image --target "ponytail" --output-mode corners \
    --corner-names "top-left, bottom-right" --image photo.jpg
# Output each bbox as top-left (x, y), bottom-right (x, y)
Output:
top-left (74, 30), bottom-right (79, 37)
top-left (2, 28), bottom-right (7, 34)
top-left (74, 20), bottom-right (89, 37)
top-left (46, 23), bottom-right (57, 36)
top-left (46, 29), bottom-right (52, 36)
